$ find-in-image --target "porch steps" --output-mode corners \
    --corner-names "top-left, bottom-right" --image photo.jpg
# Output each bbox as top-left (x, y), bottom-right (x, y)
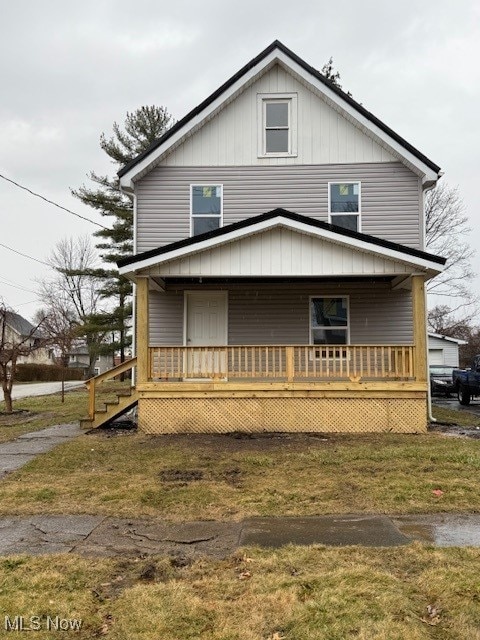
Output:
top-left (80, 388), bottom-right (139, 430)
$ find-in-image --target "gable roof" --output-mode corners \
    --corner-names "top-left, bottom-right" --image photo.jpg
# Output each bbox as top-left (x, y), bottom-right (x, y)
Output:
top-left (118, 40), bottom-right (441, 188)
top-left (4, 312), bottom-right (43, 339)
top-left (118, 208), bottom-right (445, 278)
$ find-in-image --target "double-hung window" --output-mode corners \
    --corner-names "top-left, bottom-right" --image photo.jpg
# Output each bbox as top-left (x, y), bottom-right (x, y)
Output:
top-left (257, 93), bottom-right (297, 157)
top-left (329, 182), bottom-right (361, 232)
top-left (310, 297), bottom-right (349, 345)
top-left (190, 185), bottom-right (223, 236)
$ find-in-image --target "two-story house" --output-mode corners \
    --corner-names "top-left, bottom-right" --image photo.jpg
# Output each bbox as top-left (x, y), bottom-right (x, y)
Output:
top-left (1, 311), bottom-right (52, 366)
top-left (84, 41), bottom-right (445, 433)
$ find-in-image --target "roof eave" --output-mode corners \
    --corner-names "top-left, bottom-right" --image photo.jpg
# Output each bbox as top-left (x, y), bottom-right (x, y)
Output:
top-left (118, 213), bottom-right (445, 280)
top-left (118, 41), bottom-right (441, 189)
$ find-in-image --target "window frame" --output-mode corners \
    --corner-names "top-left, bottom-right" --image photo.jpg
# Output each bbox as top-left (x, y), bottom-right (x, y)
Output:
top-left (327, 181), bottom-right (362, 232)
top-left (190, 184), bottom-right (224, 238)
top-left (309, 295), bottom-right (350, 347)
top-left (257, 92), bottom-right (298, 158)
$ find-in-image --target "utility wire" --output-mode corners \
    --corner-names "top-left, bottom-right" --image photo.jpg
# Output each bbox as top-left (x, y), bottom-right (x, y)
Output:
top-left (0, 242), bottom-right (51, 267)
top-left (15, 299), bottom-right (40, 307)
top-left (0, 173), bottom-right (109, 230)
top-left (0, 277), bottom-right (37, 295)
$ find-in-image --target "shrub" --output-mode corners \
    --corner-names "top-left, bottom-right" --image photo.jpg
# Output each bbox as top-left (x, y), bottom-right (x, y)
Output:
top-left (15, 364), bottom-right (85, 382)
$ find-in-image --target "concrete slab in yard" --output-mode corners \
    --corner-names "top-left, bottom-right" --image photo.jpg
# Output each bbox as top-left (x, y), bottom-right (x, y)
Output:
top-left (0, 437), bottom-right (71, 455)
top-left (74, 518), bottom-right (243, 559)
top-left (240, 515), bottom-right (411, 548)
top-left (0, 454), bottom-right (37, 475)
top-left (16, 423), bottom-right (82, 439)
top-left (393, 514), bottom-right (480, 547)
top-left (0, 515), bottom-right (104, 555)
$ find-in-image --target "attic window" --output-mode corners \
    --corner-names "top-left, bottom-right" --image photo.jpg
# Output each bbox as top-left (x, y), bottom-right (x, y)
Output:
top-left (258, 93), bottom-right (297, 157)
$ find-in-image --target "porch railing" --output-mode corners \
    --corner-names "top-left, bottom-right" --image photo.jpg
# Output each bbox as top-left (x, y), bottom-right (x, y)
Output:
top-left (148, 345), bottom-right (415, 381)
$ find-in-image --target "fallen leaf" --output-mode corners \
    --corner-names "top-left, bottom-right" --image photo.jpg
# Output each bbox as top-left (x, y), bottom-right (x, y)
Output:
top-left (420, 603), bottom-right (442, 626)
top-left (238, 570), bottom-right (252, 580)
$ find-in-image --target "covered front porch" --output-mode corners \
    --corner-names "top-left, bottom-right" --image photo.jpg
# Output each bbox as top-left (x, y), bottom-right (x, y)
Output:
top-left (117, 209), bottom-right (444, 434)
top-left (131, 273), bottom-right (429, 434)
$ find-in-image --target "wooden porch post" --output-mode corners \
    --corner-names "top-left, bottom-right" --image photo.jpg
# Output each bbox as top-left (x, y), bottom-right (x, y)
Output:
top-left (411, 275), bottom-right (427, 382)
top-left (136, 276), bottom-right (150, 384)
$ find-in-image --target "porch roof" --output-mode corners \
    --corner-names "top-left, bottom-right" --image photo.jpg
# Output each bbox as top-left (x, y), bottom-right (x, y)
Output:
top-left (118, 209), bottom-right (445, 282)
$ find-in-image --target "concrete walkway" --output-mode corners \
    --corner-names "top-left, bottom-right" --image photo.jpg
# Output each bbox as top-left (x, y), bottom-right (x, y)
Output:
top-left (1, 513), bottom-right (480, 557)
top-left (0, 423), bottom-right (82, 476)
top-left (11, 381), bottom-right (85, 400)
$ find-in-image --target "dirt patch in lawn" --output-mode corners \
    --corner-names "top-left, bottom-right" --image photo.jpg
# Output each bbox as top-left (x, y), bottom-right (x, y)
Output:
top-left (159, 469), bottom-right (204, 483)
top-left (140, 431), bottom-right (331, 455)
top-left (429, 423), bottom-right (480, 439)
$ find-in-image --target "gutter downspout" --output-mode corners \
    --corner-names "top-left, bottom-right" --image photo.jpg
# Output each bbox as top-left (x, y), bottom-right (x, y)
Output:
top-left (422, 180), bottom-right (440, 423)
top-left (425, 285), bottom-right (435, 423)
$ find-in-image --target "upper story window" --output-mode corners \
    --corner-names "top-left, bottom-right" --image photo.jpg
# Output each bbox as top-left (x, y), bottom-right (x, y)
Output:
top-left (257, 93), bottom-right (297, 157)
top-left (328, 182), bottom-right (361, 232)
top-left (190, 185), bottom-right (223, 236)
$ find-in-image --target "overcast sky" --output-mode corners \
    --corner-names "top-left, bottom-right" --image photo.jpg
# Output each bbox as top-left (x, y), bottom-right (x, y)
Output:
top-left (1, 0), bottom-right (479, 320)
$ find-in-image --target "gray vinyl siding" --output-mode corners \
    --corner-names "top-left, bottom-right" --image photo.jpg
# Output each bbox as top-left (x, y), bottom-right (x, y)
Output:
top-left (149, 289), bottom-right (184, 345)
top-left (149, 282), bottom-right (412, 345)
top-left (136, 162), bottom-right (422, 252)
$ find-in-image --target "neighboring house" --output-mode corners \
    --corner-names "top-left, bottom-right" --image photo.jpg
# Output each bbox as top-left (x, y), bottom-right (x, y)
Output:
top-left (1, 312), bottom-right (52, 366)
top-left (428, 333), bottom-right (467, 367)
top-left (67, 345), bottom-right (116, 377)
top-left (105, 41), bottom-right (445, 434)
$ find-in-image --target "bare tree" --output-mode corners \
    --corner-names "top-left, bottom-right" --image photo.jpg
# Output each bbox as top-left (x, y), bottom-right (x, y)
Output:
top-left (426, 183), bottom-right (475, 298)
top-left (39, 236), bottom-right (111, 377)
top-left (0, 302), bottom-right (45, 413)
top-left (35, 300), bottom-right (78, 403)
top-left (426, 183), bottom-right (477, 333)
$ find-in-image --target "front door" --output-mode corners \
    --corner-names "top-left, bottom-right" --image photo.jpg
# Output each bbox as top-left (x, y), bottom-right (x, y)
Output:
top-left (185, 292), bottom-right (227, 377)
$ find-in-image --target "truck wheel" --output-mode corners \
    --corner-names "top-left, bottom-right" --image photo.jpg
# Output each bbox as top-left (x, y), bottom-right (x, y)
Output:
top-left (458, 387), bottom-right (471, 405)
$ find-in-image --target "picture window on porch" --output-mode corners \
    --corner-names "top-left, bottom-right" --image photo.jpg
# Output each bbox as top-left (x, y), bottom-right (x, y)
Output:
top-left (328, 182), bottom-right (361, 231)
top-left (190, 185), bottom-right (223, 236)
top-left (310, 297), bottom-right (349, 345)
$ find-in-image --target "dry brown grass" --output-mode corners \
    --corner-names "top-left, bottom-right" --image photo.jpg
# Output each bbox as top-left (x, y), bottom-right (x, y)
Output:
top-left (0, 430), bottom-right (479, 519)
top-left (1, 545), bottom-right (479, 639)
top-left (0, 382), bottom-right (131, 444)
top-left (0, 388), bottom-right (88, 443)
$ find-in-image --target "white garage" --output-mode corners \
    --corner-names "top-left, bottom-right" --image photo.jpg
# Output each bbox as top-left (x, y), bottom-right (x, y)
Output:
top-left (428, 333), bottom-right (467, 367)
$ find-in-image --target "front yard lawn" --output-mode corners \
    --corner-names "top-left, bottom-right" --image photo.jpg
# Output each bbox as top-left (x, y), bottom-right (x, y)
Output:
top-left (1, 400), bottom-right (480, 638)
top-left (1, 545), bottom-right (480, 639)
top-left (0, 428), bottom-right (479, 519)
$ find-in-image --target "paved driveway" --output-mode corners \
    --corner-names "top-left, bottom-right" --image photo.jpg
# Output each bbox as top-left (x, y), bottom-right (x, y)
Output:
top-left (11, 381), bottom-right (85, 400)
top-left (432, 395), bottom-right (480, 417)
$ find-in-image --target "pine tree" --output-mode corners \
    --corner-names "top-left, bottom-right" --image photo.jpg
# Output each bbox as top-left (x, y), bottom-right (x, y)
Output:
top-left (72, 106), bottom-right (174, 365)
top-left (321, 57), bottom-right (353, 97)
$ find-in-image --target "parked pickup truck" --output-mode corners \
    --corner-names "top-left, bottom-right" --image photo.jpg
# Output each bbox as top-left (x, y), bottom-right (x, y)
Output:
top-left (453, 356), bottom-right (480, 405)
